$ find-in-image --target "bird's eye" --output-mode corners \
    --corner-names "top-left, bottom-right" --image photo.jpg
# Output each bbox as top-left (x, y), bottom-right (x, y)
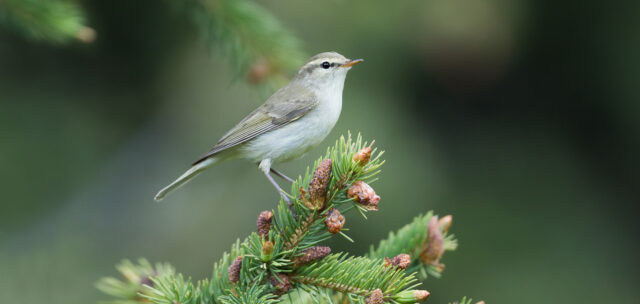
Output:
top-left (321, 61), bottom-right (330, 69)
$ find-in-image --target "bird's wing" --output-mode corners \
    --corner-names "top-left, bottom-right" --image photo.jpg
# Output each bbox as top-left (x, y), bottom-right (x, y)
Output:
top-left (192, 86), bottom-right (318, 165)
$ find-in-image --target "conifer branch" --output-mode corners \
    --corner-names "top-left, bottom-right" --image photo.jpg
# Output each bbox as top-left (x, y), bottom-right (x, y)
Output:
top-left (174, 0), bottom-right (305, 86)
top-left (292, 253), bottom-right (419, 300)
top-left (370, 213), bottom-right (458, 279)
top-left (0, 0), bottom-right (94, 43)
top-left (97, 134), bottom-right (475, 304)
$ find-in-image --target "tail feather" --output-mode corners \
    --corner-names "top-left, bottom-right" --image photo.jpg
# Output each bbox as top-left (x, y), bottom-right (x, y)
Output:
top-left (154, 158), bottom-right (217, 201)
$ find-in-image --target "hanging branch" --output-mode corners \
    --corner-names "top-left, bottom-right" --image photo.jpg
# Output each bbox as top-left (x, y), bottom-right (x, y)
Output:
top-left (0, 0), bottom-right (95, 43)
top-left (173, 0), bottom-right (306, 87)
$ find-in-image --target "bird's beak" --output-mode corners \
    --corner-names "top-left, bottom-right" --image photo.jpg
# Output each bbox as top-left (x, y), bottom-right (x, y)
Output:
top-left (341, 59), bottom-right (364, 68)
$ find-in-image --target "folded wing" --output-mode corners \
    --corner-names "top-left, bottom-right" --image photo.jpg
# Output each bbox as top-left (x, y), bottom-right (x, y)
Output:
top-left (192, 85), bottom-right (318, 165)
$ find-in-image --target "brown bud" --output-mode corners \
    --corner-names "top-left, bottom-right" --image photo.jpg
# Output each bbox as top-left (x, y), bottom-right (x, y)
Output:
top-left (294, 246), bottom-right (331, 266)
top-left (366, 288), bottom-right (384, 304)
top-left (347, 181), bottom-right (380, 211)
top-left (438, 215), bottom-right (453, 233)
top-left (386, 253), bottom-right (411, 270)
top-left (269, 273), bottom-right (292, 295)
top-left (257, 210), bottom-right (274, 238)
top-left (324, 208), bottom-right (345, 234)
top-left (228, 256), bottom-right (242, 283)
top-left (413, 290), bottom-right (430, 302)
top-left (247, 59), bottom-right (271, 84)
top-left (420, 216), bottom-right (444, 265)
top-left (353, 146), bottom-right (372, 166)
top-left (308, 159), bottom-right (332, 209)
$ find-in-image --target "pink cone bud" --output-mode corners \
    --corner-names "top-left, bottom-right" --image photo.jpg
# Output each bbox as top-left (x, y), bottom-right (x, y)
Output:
top-left (347, 181), bottom-right (380, 211)
top-left (438, 215), bottom-right (453, 233)
top-left (324, 208), bottom-right (345, 234)
top-left (420, 216), bottom-right (444, 265)
top-left (353, 146), bottom-right (372, 166)
top-left (294, 246), bottom-right (331, 266)
top-left (308, 159), bottom-right (332, 209)
top-left (366, 288), bottom-right (384, 304)
top-left (386, 253), bottom-right (411, 270)
top-left (228, 256), bottom-right (242, 283)
top-left (257, 211), bottom-right (273, 237)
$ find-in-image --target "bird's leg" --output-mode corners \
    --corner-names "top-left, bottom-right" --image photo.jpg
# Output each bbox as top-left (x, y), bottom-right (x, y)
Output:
top-left (270, 168), bottom-right (295, 184)
top-left (259, 159), bottom-right (295, 211)
top-left (263, 170), bottom-right (291, 203)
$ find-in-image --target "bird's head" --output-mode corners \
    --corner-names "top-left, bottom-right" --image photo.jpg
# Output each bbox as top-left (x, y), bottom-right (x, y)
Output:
top-left (294, 52), bottom-right (363, 87)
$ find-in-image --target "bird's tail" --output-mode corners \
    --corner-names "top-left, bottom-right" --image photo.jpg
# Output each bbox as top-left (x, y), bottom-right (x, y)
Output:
top-left (154, 157), bottom-right (218, 201)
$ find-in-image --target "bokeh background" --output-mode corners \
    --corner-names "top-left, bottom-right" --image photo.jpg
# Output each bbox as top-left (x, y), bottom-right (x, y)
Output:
top-left (1, 0), bottom-right (639, 303)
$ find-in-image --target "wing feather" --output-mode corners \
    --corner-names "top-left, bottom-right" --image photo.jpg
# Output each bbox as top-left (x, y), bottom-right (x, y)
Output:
top-left (192, 85), bottom-right (317, 165)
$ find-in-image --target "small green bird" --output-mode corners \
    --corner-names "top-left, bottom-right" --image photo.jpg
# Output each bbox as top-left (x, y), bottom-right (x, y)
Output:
top-left (155, 52), bottom-right (363, 202)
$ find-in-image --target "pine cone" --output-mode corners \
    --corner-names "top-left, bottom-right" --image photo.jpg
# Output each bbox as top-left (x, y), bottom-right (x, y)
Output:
top-left (228, 256), bottom-right (242, 283)
top-left (293, 246), bottom-right (331, 266)
top-left (420, 216), bottom-right (444, 265)
top-left (324, 208), bottom-right (345, 234)
top-left (308, 159), bottom-right (332, 209)
top-left (347, 181), bottom-right (380, 211)
top-left (353, 146), bottom-right (372, 166)
top-left (257, 211), bottom-right (274, 238)
top-left (366, 288), bottom-right (384, 304)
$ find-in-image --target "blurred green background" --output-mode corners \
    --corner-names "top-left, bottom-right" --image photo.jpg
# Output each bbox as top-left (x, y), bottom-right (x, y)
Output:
top-left (1, 0), bottom-right (639, 303)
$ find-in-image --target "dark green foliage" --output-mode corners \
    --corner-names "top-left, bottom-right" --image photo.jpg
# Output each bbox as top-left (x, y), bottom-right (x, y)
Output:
top-left (0, 0), bottom-right (304, 87)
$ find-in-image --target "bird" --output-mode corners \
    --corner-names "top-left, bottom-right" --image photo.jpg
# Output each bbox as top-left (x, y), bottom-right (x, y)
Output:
top-left (154, 52), bottom-right (363, 203)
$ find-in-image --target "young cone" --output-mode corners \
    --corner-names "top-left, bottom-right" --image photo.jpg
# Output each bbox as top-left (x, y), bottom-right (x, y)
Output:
top-left (257, 210), bottom-right (274, 237)
top-left (385, 253), bottom-right (411, 270)
top-left (366, 288), bottom-right (384, 304)
top-left (228, 256), bottom-right (242, 283)
top-left (269, 273), bottom-right (292, 295)
top-left (420, 216), bottom-right (444, 265)
top-left (353, 145), bottom-right (373, 166)
top-left (348, 181), bottom-right (380, 210)
top-left (308, 159), bottom-right (332, 209)
top-left (293, 246), bottom-right (331, 266)
top-left (324, 208), bottom-right (345, 234)
top-left (438, 215), bottom-right (452, 233)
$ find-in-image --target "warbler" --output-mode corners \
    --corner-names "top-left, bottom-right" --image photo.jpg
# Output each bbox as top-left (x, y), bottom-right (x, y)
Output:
top-left (154, 52), bottom-right (363, 202)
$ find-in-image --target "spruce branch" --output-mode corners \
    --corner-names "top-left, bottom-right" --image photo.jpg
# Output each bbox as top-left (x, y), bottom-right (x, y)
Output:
top-left (173, 0), bottom-right (305, 87)
top-left (0, 0), bottom-right (94, 43)
top-left (97, 134), bottom-right (474, 304)
top-left (274, 134), bottom-right (384, 254)
top-left (292, 253), bottom-right (420, 300)
top-left (370, 213), bottom-right (458, 279)
top-left (95, 259), bottom-right (175, 304)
